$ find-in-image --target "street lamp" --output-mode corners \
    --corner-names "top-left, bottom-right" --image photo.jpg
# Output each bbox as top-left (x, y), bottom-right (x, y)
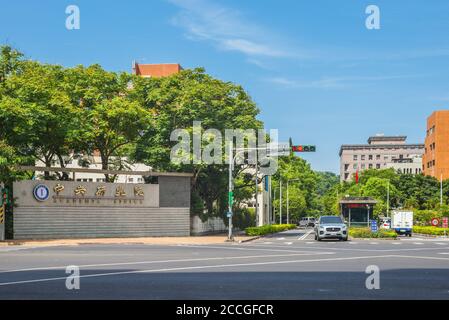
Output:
top-left (286, 178), bottom-right (301, 225)
top-left (227, 145), bottom-right (268, 241)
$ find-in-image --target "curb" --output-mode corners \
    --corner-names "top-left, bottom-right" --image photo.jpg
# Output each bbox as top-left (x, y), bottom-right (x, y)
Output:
top-left (413, 233), bottom-right (449, 238)
top-left (237, 236), bottom-right (261, 243)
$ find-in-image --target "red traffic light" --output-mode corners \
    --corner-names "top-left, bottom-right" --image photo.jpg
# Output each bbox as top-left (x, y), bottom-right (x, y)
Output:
top-left (292, 145), bottom-right (316, 152)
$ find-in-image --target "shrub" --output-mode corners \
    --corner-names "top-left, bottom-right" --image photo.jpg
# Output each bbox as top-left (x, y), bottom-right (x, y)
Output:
top-left (349, 227), bottom-right (397, 239)
top-left (245, 224), bottom-right (296, 236)
top-left (413, 226), bottom-right (449, 236)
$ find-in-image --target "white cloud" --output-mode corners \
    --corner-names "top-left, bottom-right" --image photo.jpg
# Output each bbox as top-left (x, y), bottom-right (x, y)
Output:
top-left (168, 0), bottom-right (297, 58)
top-left (266, 74), bottom-right (425, 89)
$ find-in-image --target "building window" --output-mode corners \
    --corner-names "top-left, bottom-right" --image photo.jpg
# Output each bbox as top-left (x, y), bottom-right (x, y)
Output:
top-left (361, 164), bottom-right (366, 169)
top-left (361, 155), bottom-right (366, 161)
top-left (128, 178), bottom-right (134, 182)
top-left (353, 155), bottom-right (358, 161)
top-left (344, 173), bottom-right (349, 180)
top-left (369, 164), bottom-right (373, 169)
top-left (353, 164), bottom-right (358, 170)
top-left (344, 164), bottom-right (349, 171)
top-left (376, 164), bottom-right (381, 169)
top-left (376, 155), bottom-right (381, 160)
top-left (368, 155), bottom-right (373, 160)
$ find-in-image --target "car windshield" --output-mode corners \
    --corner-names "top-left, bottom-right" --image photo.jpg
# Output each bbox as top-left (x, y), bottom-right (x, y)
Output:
top-left (320, 216), bottom-right (343, 224)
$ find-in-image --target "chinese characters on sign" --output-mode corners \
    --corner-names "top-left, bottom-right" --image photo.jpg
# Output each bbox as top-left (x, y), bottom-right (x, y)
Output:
top-left (48, 183), bottom-right (146, 205)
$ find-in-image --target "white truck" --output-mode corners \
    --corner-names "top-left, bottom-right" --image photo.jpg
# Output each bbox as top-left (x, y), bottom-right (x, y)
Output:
top-left (391, 211), bottom-right (413, 237)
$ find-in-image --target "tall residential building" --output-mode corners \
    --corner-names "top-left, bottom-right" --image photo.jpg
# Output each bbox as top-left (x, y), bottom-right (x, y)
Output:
top-left (132, 62), bottom-right (182, 77)
top-left (339, 135), bottom-right (424, 182)
top-left (423, 110), bottom-right (449, 180)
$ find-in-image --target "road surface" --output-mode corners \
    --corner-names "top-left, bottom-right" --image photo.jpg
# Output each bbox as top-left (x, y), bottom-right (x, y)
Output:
top-left (1, 228), bottom-right (449, 299)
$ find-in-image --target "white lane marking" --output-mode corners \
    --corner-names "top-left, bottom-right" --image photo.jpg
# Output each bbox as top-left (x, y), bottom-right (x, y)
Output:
top-left (298, 229), bottom-right (314, 240)
top-left (277, 237), bottom-right (285, 240)
top-left (438, 253), bottom-right (449, 255)
top-left (349, 242), bottom-right (357, 244)
top-left (0, 251), bottom-right (334, 275)
top-left (0, 254), bottom-right (393, 287)
top-left (262, 242), bottom-right (273, 244)
top-left (240, 243), bottom-right (449, 253)
top-left (413, 242), bottom-right (424, 245)
top-left (306, 242), bottom-right (315, 244)
top-left (284, 242), bottom-right (293, 245)
top-left (176, 244), bottom-right (326, 254)
top-left (0, 247), bottom-right (38, 252)
top-left (370, 242), bottom-right (379, 245)
top-left (394, 254), bottom-right (449, 261)
top-left (435, 243), bottom-right (447, 245)
top-left (391, 242), bottom-right (401, 245)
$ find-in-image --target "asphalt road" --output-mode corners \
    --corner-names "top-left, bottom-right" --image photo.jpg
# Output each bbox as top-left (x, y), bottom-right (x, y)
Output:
top-left (1, 229), bottom-right (449, 299)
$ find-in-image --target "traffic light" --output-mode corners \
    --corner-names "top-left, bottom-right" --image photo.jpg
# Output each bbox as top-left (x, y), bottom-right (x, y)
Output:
top-left (292, 145), bottom-right (316, 152)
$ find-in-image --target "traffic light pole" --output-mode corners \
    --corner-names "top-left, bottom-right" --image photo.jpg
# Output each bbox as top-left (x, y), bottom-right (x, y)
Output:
top-left (227, 141), bottom-right (234, 241)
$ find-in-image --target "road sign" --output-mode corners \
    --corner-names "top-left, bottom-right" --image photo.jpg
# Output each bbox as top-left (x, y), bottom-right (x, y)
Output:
top-left (370, 220), bottom-right (378, 232)
top-left (442, 217), bottom-right (448, 229)
top-left (226, 211), bottom-right (233, 218)
top-left (431, 218), bottom-right (440, 227)
top-left (228, 191), bottom-right (234, 206)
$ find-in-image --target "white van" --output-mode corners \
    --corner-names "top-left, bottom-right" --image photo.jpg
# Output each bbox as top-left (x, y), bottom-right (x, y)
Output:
top-left (299, 217), bottom-right (316, 228)
top-left (391, 211), bottom-right (413, 236)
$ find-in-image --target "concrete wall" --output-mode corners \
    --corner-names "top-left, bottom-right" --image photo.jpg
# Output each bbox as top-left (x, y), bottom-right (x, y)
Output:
top-left (191, 216), bottom-right (227, 235)
top-left (13, 179), bottom-right (191, 239)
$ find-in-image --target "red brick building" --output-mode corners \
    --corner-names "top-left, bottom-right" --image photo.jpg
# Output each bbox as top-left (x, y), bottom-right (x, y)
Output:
top-left (423, 110), bottom-right (449, 180)
top-left (132, 62), bottom-right (182, 78)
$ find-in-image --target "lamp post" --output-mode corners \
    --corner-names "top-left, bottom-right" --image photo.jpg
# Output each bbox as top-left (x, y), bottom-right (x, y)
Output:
top-left (228, 145), bottom-right (270, 240)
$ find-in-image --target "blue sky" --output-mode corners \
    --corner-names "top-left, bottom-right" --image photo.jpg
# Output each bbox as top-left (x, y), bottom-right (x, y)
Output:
top-left (1, 0), bottom-right (449, 173)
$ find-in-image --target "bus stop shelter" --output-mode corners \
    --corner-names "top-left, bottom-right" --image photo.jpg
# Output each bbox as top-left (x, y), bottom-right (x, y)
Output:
top-left (339, 197), bottom-right (378, 227)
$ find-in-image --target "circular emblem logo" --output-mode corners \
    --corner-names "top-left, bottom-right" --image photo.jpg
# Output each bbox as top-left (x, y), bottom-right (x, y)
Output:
top-left (33, 184), bottom-right (50, 201)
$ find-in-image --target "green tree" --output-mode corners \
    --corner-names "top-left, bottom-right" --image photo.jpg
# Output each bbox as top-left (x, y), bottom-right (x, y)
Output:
top-left (131, 68), bottom-right (262, 216)
top-left (0, 61), bottom-right (76, 178)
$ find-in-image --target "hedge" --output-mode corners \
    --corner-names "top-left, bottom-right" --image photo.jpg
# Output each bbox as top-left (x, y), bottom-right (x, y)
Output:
top-left (349, 227), bottom-right (397, 239)
top-left (245, 224), bottom-right (296, 236)
top-left (413, 226), bottom-right (449, 236)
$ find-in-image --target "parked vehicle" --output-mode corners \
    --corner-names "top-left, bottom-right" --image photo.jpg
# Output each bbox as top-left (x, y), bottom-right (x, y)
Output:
top-left (314, 215), bottom-right (348, 241)
top-left (299, 217), bottom-right (316, 228)
top-left (391, 211), bottom-right (413, 236)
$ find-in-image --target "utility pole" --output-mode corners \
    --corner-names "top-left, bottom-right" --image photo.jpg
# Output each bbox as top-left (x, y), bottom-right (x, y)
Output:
top-left (227, 141), bottom-right (234, 241)
top-left (255, 149), bottom-right (259, 226)
top-left (387, 180), bottom-right (390, 217)
top-left (279, 179), bottom-right (282, 224)
top-left (286, 180), bottom-right (289, 225)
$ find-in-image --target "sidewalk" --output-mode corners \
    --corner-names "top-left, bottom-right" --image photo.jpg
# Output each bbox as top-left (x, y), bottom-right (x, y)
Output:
top-left (0, 234), bottom-right (258, 247)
